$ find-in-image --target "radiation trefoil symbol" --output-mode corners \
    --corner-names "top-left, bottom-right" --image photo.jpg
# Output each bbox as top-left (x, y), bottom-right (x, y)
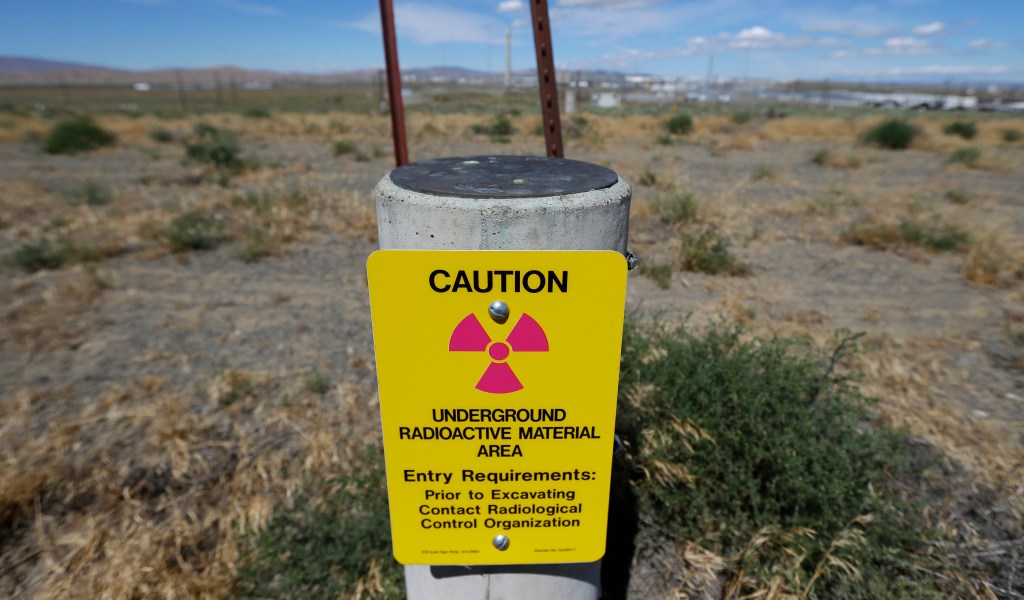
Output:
top-left (448, 312), bottom-right (549, 394)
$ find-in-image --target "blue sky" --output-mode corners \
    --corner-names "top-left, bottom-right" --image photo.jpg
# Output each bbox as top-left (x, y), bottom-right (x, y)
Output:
top-left (2, 0), bottom-right (1022, 82)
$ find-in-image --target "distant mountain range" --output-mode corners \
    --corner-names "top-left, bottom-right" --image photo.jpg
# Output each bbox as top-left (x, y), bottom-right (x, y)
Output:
top-left (0, 56), bottom-right (534, 86)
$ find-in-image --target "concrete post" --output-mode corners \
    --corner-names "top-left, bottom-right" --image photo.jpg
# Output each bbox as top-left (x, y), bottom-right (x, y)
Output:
top-left (374, 155), bottom-right (631, 600)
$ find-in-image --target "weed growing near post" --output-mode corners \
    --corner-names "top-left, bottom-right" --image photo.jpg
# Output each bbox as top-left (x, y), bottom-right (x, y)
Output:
top-left (943, 120), bottom-right (977, 140)
top-left (638, 261), bottom-right (672, 289)
top-left (42, 116), bottom-right (117, 154)
top-left (617, 321), bottom-right (939, 597)
top-left (236, 446), bottom-right (401, 600)
top-left (650, 192), bottom-right (698, 225)
top-left (679, 229), bottom-right (741, 275)
top-left (860, 119), bottom-right (918, 150)
top-left (666, 113), bottom-right (693, 135)
top-left (949, 147), bottom-right (981, 168)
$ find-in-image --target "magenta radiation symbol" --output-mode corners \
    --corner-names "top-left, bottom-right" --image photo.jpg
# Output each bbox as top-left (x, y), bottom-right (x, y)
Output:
top-left (448, 312), bottom-right (549, 394)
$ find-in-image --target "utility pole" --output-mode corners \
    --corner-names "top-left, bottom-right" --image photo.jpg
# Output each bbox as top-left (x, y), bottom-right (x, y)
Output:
top-left (175, 70), bottom-right (190, 113)
top-left (505, 26), bottom-right (512, 88)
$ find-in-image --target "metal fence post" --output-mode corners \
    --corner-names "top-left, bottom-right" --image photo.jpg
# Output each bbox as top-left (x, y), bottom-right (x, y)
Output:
top-left (373, 155), bottom-right (632, 599)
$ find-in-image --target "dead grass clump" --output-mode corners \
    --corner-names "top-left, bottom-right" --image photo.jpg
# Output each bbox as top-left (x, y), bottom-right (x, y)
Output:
top-left (759, 116), bottom-right (859, 143)
top-left (963, 232), bottom-right (1021, 286)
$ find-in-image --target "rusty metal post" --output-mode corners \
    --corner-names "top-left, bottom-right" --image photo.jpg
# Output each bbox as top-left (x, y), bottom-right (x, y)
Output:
top-left (379, 0), bottom-right (409, 166)
top-left (529, 0), bottom-right (563, 158)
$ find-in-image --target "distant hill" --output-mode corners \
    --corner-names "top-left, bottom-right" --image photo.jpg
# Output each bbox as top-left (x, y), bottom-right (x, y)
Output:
top-left (0, 56), bottom-right (386, 86)
top-left (0, 56), bottom-right (116, 73)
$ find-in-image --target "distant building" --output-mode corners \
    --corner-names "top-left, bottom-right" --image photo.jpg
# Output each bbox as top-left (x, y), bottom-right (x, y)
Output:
top-left (133, 82), bottom-right (151, 92)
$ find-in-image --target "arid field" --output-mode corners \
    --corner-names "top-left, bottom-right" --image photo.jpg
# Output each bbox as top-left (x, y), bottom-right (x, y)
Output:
top-left (1, 96), bottom-right (1023, 598)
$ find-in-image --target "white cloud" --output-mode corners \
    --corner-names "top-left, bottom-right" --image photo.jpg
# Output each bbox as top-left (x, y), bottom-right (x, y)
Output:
top-left (912, 21), bottom-right (944, 35)
top-left (864, 36), bottom-right (933, 55)
top-left (353, 3), bottom-right (498, 44)
top-left (967, 38), bottom-right (1005, 50)
top-left (680, 25), bottom-right (839, 54)
top-left (497, 0), bottom-right (525, 13)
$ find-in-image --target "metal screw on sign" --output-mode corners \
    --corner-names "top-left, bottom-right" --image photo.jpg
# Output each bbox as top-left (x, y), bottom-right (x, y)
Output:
top-left (492, 535), bottom-right (511, 551)
top-left (488, 300), bottom-right (510, 323)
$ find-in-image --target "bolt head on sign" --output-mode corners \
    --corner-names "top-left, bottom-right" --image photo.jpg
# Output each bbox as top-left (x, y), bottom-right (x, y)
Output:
top-left (366, 250), bottom-right (627, 565)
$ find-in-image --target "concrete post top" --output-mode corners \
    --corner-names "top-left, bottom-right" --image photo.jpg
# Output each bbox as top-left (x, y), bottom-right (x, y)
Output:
top-left (384, 155), bottom-right (624, 199)
top-left (377, 156), bottom-right (630, 215)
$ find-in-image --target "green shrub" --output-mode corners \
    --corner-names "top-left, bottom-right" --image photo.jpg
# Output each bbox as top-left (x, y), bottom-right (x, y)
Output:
top-left (811, 148), bottom-right (830, 166)
top-left (945, 189), bottom-right (970, 205)
top-left (354, 150), bottom-right (371, 162)
top-left (679, 230), bottom-right (739, 275)
top-left (860, 119), bottom-right (918, 150)
top-left (636, 169), bottom-right (658, 187)
top-left (948, 147), bottom-right (981, 168)
top-left (42, 116), bottom-right (117, 154)
top-left (184, 123), bottom-right (244, 171)
top-left (638, 261), bottom-right (672, 289)
top-left (731, 110), bottom-right (752, 125)
top-left (64, 180), bottom-right (112, 206)
top-left (149, 127), bottom-right (174, 143)
top-left (656, 134), bottom-right (673, 146)
top-left (332, 140), bottom-right (357, 156)
top-left (752, 164), bottom-right (775, 181)
top-left (165, 211), bottom-right (222, 251)
top-left (1001, 128), bottom-right (1021, 143)
top-left (650, 192), bottom-right (698, 225)
top-left (618, 321), bottom-right (932, 594)
top-left (304, 370), bottom-right (331, 395)
top-left (666, 113), bottom-right (693, 135)
top-left (843, 218), bottom-right (968, 252)
top-left (898, 218), bottom-right (969, 252)
top-left (471, 114), bottom-right (515, 137)
top-left (943, 120), bottom-right (977, 140)
top-left (236, 446), bottom-right (401, 600)
top-left (8, 236), bottom-right (114, 272)
top-left (10, 238), bottom-right (68, 272)
top-left (242, 107), bottom-right (271, 119)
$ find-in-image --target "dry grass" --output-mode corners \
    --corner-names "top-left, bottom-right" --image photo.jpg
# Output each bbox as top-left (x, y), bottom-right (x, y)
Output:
top-left (2, 105), bottom-right (1023, 597)
top-left (0, 371), bottom-right (380, 599)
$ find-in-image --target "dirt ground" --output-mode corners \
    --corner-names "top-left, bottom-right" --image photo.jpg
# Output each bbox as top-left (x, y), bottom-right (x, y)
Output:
top-left (1, 109), bottom-right (1023, 597)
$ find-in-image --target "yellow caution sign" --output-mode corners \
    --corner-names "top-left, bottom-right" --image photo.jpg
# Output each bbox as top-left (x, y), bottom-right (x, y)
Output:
top-left (367, 250), bottom-right (627, 565)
